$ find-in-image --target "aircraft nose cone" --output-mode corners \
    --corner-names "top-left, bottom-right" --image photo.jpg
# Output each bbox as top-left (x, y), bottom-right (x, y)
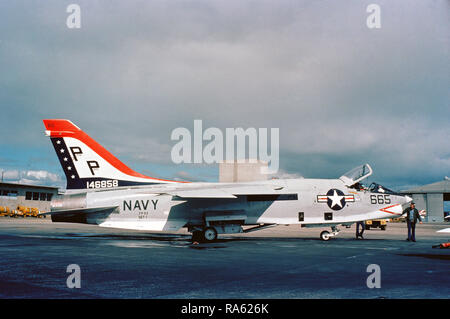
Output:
top-left (399, 195), bottom-right (412, 209)
top-left (400, 195), bottom-right (413, 210)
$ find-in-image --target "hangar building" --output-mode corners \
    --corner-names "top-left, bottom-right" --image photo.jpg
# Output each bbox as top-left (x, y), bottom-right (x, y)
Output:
top-left (0, 182), bottom-right (59, 213)
top-left (401, 179), bottom-right (450, 223)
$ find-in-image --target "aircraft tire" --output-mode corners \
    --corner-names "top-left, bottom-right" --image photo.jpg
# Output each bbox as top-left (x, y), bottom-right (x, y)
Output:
top-left (203, 227), bottom-right (218, 242)
top-left (320, 230), bottom-right (331, 241)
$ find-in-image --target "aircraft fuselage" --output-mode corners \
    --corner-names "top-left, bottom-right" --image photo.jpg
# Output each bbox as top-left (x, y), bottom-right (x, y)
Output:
top-left (51, 178), bottom-right (409, 235)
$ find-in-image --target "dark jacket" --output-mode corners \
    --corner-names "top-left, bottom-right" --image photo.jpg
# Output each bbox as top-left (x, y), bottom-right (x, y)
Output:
top-left (402, 207), bottom-right (422, 224)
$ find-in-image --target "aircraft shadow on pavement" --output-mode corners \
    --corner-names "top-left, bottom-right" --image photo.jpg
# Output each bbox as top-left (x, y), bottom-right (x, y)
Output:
top-left (53, 232), bottom-right (412, 252)
top-left (64, 232), bottom-right (396, 243)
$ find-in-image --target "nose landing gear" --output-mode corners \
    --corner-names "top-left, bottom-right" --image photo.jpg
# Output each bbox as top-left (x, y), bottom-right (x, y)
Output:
top-left (320, 226), bottom-right (340, 241)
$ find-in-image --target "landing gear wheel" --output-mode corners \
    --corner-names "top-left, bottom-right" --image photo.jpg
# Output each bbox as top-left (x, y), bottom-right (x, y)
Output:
top-left (203, 227), bottom-right (218, 242)
top-left (320, 230), bottom-right (331, 241)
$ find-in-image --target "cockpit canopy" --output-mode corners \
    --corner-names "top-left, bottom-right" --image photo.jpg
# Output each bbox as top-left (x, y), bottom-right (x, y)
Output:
top-left (339, 164), bottom-right (373, 187)
top-left (368, 182), bottom-right (398, 195)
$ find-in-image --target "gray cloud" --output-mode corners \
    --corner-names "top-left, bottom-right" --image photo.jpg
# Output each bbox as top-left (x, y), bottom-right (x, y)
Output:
top-left (0, 0), bottom-right (448, 188)
top-left (1, 169), bottom-right (63, 187)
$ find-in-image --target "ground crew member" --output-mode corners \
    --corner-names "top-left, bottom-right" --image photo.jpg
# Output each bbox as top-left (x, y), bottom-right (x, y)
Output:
top-left (356, 221), bottom-right (365, 239)
top-left (403, 202), bottom-right (422, 242)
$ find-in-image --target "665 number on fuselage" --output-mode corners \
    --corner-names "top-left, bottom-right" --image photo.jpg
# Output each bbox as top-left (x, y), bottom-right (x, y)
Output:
top-left (370, 194), bottom-right (391, 205)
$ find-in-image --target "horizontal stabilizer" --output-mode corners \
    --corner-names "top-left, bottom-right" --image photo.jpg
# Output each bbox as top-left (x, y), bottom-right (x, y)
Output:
top-left (40, 205), bottom-right (118, 224)
top-left (40, 206), bottom-right (118, 216)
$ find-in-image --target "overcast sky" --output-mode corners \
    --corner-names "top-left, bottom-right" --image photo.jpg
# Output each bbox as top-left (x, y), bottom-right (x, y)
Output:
top-left (0, 0), bottom-right (449, 190)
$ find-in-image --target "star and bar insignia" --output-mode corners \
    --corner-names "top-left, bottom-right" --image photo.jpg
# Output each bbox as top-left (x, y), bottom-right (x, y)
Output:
top-left (317, 189), bottom-right (355, 211)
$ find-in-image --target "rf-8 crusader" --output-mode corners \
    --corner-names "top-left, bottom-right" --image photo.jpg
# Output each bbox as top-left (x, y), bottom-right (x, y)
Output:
top-left (42, 119), bottom-right (412, 241)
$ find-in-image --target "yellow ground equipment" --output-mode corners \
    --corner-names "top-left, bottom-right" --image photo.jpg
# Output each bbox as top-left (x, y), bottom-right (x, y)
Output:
top-left (0, 206), bottom-right (16, 217)
top-left (365, 219), bottom-right (387, 230)
top-left (0, 206), bottom-right (10, 217)
top-left (14, 210), bottom-right (24, 217)
top-left (17, 206), bottom-right (41, 218)
top-left (17, 205), bottom-right (29, 217)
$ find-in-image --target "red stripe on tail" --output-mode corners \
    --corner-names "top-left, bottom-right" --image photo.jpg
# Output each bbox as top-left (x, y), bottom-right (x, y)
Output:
top-left (43, 119), bottom-right (186, 183)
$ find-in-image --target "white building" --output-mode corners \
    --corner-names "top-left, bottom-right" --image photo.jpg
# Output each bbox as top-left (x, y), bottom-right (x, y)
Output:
top-left (0, 182), bottom-right (59, 213)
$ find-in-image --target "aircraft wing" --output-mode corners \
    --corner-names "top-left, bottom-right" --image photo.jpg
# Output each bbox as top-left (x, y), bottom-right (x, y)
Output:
top-left (164, 189), bottom-right (237, 198)
top-left (162, 184), bottom-right (291, 199)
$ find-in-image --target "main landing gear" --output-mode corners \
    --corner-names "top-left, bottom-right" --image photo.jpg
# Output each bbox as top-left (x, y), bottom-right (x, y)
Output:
top-left (191, 227), bottom-right (218, 243)
top-left (320, 226), bottom-right (340, 241)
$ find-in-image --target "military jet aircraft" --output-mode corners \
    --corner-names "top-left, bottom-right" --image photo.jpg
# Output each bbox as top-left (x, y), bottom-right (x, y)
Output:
top-left (42, 119), bottom-right (412, 241)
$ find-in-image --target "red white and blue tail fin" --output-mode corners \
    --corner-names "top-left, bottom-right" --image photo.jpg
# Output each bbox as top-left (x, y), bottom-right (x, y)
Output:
top-left (43, 119), bottom-right (181, 190)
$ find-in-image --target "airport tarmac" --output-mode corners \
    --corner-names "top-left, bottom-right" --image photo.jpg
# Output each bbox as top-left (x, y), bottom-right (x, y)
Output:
top-left (0, 219), bottom-right (449, 299)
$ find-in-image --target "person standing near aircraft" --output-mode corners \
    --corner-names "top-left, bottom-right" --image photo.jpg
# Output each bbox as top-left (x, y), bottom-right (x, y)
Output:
top-left (356, 221), bottom-right (365, 239)
top-left (403, 202), bottom-right (422, 242)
